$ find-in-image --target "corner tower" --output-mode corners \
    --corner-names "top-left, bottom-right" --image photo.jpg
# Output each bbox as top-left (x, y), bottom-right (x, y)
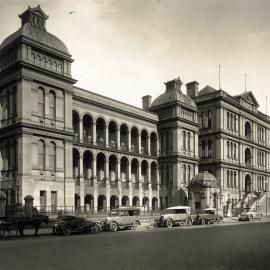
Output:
top-left (149, 77), bottom-right (199, 208)
top-left (0, 6), bottom-right (76, 208)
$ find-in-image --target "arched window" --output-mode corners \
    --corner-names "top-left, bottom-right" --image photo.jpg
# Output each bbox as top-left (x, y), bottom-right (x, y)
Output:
top-left (227, 170), bottom-right (230, 186)
top-left (49, 142), bottom-right (56, 170)
top-left (230, 171), bottom-right (233, 187)
top-left (187, 132), bottom-right (191, 151)
top-left (234, 172), bottom-right (237, 187)
top-left (49, 91), bottom-right (56, 120)
top-left (183, 131), bottom-right (186, 150)
top-left (38, 88), bottom-right (45, 117)
top-left (233, 143), bottom-right (237, 159)
top-left (38, 140), bottom-right (45, 170)
top-left (245, 121), bottom-right (252, 140)
top-left (227, 112), bottom-right (230, 129)
top-left (230, 142), bottom-right (233, 158)
top-left (233, 115), bottom-right (237, 130)
top-left (227, 141), bottom-right (230, 158)
top-left (187, 165), bottom-right (191, 182)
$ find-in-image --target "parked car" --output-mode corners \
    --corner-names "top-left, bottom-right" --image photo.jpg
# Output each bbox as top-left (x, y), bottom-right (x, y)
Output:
top-left (154, 206), bottom-right (193, 228)
top-left (238, 211), bottom-right (262, 221)
top-left (193, 208), bottom-right (223, 225)
top-left (53, 215), bottom-right (101, 236)
top-left (102, 206), bottom-right (141, 232)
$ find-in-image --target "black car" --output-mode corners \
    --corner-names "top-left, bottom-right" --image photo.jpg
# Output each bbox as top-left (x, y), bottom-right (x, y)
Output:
top-left (193, 208), bottom-right (223, 225)
top-left (53, 215), bottom-right (101, 236)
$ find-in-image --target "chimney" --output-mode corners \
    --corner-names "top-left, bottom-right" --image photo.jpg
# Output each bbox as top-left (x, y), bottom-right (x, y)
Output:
top-left (142, 95), bottom-right (152, 110)
top-left (186, 81), bottom-right (199, 98)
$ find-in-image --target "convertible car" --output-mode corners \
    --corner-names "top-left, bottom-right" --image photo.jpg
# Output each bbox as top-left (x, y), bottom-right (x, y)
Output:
top-left (53, 215), bottom-right (101, 236)
top-left (193, 208), bottom-right (223, 225)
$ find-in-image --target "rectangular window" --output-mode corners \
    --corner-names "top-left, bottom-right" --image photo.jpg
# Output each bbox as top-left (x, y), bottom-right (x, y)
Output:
top-left (40, 191), bottom-right (46, 211)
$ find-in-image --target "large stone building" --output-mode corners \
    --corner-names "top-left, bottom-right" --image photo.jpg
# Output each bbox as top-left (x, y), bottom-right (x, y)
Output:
top-left (0, 6), bottom-right (269, 215)
top-left (186, 83), bottom-right (270, 215)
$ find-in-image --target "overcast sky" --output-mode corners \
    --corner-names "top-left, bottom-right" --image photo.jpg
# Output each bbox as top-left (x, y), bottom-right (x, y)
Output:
top-left (1, 0), bottom-right (270, 113)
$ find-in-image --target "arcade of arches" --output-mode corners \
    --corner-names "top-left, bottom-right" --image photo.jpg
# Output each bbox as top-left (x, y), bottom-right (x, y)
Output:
top-left (73, 148), bottom-right (159, 212)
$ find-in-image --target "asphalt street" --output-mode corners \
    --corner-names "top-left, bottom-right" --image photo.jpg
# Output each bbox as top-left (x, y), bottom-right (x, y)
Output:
top-left (0, 221), bottom-right (270, 270)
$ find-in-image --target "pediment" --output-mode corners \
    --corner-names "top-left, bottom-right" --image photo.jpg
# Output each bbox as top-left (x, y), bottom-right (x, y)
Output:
top-left (235, 91), bottom-right (259, 107)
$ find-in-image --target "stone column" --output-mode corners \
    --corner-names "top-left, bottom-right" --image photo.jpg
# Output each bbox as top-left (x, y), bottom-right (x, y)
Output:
top-left (138, 131), bottom-right (141, 154)
top-left (79, 118), bottom-right (83, 143)
top-left (128, 130), bottom-right (131, 152)
top-left (0, 192), bottom-right (6, 218)
top-left (92, 122), bottom-right (97, 146)
top-left (117, 128), bottom-right (121, 150)
top-left (92, 155), bottom-right (98, 212)
top-left (148, 165), bottom-right (152, 210)
top-left (226, 199), bottom-right (232, 217)
top-left (24, 195), bottom-right (34, 218)
top-left (128, 161), bottom-right (132, 205)
top-left (105, 124), bottom-right (109, 148)
top-left (147, 135), bottom-right (151, 156)
top-left (79, 152), bottom-right (84, 208)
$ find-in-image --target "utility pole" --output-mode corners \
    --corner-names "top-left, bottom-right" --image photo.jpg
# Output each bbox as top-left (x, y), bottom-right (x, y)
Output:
top-left (218, 64), bottom-right (221, 90)
top-left (245, 73), bottom-right (247, 92)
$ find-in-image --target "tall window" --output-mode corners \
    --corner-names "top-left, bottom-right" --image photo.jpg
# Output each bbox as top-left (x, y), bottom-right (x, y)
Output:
top-left (183, 164), bottom-right (186, 183)
top-left (227, 141), bottom-right (230, 158)
top-left (227, 170), bottom-right (230, 186)
top-left (38, 140), bottom-right (45, 170)
top-left (208, 140), bottom-right (212, 158)
top-left (233, 172), bottom-right (237, 187)
top-left (227, 112), bottom-right (230, 129)
top-left (233, 115), bottom-right (237, 130)
top-left (12, 87), bottom-right (17, 115)
top-left (49, 91), bottom-right (56, 120)
top-left (183, 131), bottom-right (186, 150)
top-left (38, 88), bottom-right (45, 117)
top-left (49, 142), bottom-right (56, 170)
top-left (208, 111), bottom-right (212, 128)
top-left (187, 132), bottom-right (191, 151)
top-left (202, 141), bottom-right (205, 158)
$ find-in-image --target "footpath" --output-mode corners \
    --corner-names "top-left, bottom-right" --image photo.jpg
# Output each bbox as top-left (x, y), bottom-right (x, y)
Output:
top-left (19, 216), bottom-right (270, 236)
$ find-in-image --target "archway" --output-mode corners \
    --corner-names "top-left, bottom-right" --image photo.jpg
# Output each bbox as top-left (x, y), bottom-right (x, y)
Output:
top-left (122, 196), bottom-right (129, 206)
top-left (245, 174), bottom-right (252, 193)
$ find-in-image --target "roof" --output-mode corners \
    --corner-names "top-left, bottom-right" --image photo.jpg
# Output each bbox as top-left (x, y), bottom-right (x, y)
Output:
top-left (189, 171), bottom-right (218, 188)
top-left (198, 85), bottom-right (217, 96)
top-left (234, 91), bottom-right (259, 107)
top-left (166, 206), bottom-right (191, 210)
top-left (0, 23), bottom-right (69, 54)
top-left (151, 90), bottom-right (196, 108)
top-left (0, 6), bottom-right (69, 54)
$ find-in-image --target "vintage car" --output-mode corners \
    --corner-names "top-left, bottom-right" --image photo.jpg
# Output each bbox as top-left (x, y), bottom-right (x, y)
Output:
top-left (53, 215), bottom-right (101, 236)
top-left (102, 206), bottom-right (141, 232)
top-left (193, 208), bottom-right (223, 225)
top-left (154, 206), bottom-right (193, 228)
top-left (238, 210), bottom-right (263, 221)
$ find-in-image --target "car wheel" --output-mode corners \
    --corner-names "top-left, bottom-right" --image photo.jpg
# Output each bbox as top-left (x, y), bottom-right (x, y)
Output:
top-left (90, 224), bottom-right (99, 234)
top-left (216, 217), bottom-right (221, 224)
top-left (132, 221), bottom-right (140, 230)
top-left (62, 225), bottom-right (72, 236)
top-left (201, 218), bottom-right (206, 226)
top-left (154, 222), bottom-right (159, 228)
top-left (248, 215), bottom-right (253, 221)
top-left (110, 222), bottom-right (118, 232)
top-left (166, 218), bottom-right (173, 228)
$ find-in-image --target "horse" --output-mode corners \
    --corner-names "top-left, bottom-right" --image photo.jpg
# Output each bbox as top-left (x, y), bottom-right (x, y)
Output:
top-left (15, 214), bottom-right (49, 237)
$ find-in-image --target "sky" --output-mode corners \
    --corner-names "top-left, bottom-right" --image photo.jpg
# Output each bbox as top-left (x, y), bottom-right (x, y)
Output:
top-left (0, 0), bottom-right (270, 113)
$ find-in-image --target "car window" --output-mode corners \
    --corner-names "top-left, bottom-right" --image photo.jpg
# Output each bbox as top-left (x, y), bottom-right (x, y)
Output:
top-left (175, 209), bottom-right (187, 214)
